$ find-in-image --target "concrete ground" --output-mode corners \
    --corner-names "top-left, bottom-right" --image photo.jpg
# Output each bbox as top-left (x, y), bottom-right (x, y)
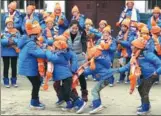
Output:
top-left (1, 74), bottom-right (161, 115)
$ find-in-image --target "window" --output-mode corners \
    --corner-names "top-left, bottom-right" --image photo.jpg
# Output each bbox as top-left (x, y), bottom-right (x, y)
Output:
top-left (1, 0), bottom-right (4, 10)
top-left (8, 0), bottom-right (24, 9)
top-left (27, 0), bottom-right (44, 9)
top-left (148, 0), bottom-right (161, 9)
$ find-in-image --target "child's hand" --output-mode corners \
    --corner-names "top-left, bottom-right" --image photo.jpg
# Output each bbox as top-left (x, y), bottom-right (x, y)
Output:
top-left (129, 89), bottom-right (134, 94)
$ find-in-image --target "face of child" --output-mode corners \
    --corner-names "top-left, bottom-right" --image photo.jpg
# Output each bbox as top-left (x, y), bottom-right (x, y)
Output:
top-left (47, 22), bottom-right (53, 29)
top-left (27, 8), bottom-right (33, 15)
top-left (127, 2), bottom-right (134, 9)
top-left (8, 8), bottom-right (14, 13)
top-left (103, 31), bottom-right (110, 40)
top-left (140, 32), bottom-right (148, 39)
top-left (70, 24), bottom-right (79, 34)
top-left (121, 25), bottom-right (128, 32)
top-left (7, 22), bottom-right (14, 29)
top-left (85, 24), bottom-right (91, 30)
top-left (73, 11), bottom-right (78, 17)
top-left (55, 9), bottom-right (61, 14)
top-left (153, 13), bottom-right (160, 19)
top-left (99, 23), bottom-right (106, 29)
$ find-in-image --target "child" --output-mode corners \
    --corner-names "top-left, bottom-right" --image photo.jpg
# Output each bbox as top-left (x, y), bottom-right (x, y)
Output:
top-left (96, 25), bottom-right (117, 87)
top-left (98, 20), bottom-right (108, 33)
top-left (50, 3), bottom-right (69, 35)
top-left (1, 17), bottom-right (20, 88)
top-left (116, 27), bottom-right (161, 115)
top-left (46, 35), bottom-right (86, 113)
top-left (116, 18), bottom-right (133, 83)
top-left (40, 11), bottom-right (49, 29)
top-left (150, 26), bottom-right (161, 84)
top-left (74, 40), bottom-right (116, 114)
top-left (147, 6), bottom-right (161, 30)
top-left (18, 21), bottom-right (46, 110)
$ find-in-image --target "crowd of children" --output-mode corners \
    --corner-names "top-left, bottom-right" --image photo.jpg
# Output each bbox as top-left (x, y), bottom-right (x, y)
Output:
top-left (1, 0), bottom-right (161, 115)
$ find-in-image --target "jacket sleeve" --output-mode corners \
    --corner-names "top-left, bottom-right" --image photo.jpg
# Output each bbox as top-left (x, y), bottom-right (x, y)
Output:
top-left (120, 35), bottom-right (134, 48)
top-left (89, 27), bottom-right (102, 39)
top-left (46, 50), bottom-right (60, 63)
top-left (13, 32), bottom-right (21, 45)
top-left (21, 18), bottom-right (26, 33)
top-left (60, 13), bottom-right (69, 28)
top-left (1, 34), bottom-right (9, 46)
top-left (83, 67), bottom-right (94, 76)
top-left (81, 31), bottom-right (87, 53)
top-left (119, 62), bottom-right (130, 73)
top-left (157, 19), bottom-right (161, 28)
top-left (69, 50), bottom-right (78, 73)
top-left (147, 18), bottom-right (152, 30)
top-left (14, 12), bottom-right (23, 30)
top-left (28, 41), bottom-right (46, 59)
top-left (79, 15), bottom-right (85, 29)
top-left (109, 40), bottom-right (117, 52)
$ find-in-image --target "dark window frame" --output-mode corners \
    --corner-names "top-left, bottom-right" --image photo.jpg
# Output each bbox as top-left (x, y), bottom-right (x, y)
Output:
top-left (7, 0), bottom-right (24, 9)
top-left (26, 0), bottom-right (44, 9)
top-left (148, 0), bottom-right (161, 9)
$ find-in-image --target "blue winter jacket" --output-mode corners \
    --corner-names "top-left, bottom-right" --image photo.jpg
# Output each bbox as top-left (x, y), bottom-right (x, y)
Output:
top-left (46, 49), bottom-right (78, 81)
top-left (54, 12), bottom-right (69, 35)
top-left (147, 15), bottom-right (161, 30)
top-left (40, 20), bottom-right (46, 29)
top-left (21, 13), bottom-right (40, 34)
top-left (42, 28), bottom-right (55, 46)
top-left (18, 35), bottom-right (46, 77)
top-left (152, 36), bottom-right (161, 59)
top-left (89, 27), bottom-right (102, 41)
top-left (83, 55), bottom-right (114, 81)
top-left (3, 10), bottom-right (23, 31)
top-left (1, 29), bottom-right (20, 56)
top-left (119, 51), bottom-right (161, 79)
top-left (71, 14), bottom-right (86, 29)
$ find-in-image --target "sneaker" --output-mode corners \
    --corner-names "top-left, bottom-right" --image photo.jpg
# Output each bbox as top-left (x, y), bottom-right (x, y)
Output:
top-left (11, 78), bottom-right (18, 87)
top-left (61, 101), bottom-right (73, 111)
top-left (56, 99), bottom-right (65, 106)
top-left (81, 89), bottom-right (88, 102)
top-left (125, 80), bottom-right (130, 84)
top-left (137, 103), bottom-right (150, 115)
top-left (155, 81), bottom-right (159, 84)
top-left (74, 98), bottom-right (86, 114)
top-left (30, 99), bottom-right (45, 110)
top-left (89, 105), bottom-right (104, 114)
top-left (3, 78), bottom-right (10, 88)
top-left (136, 85), bottom-right (139, 88)
top-left (109, 84), bottom-right (113, 87)
top-left (117, 80), bottom-right (123, 83)
top-left (93, 78), bottom-right (96, 81)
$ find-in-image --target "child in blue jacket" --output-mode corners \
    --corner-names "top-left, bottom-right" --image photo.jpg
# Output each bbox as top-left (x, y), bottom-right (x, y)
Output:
top-left (81, 42), bottom-right (116, 114)
top-left (4, 1), bottom-right (22, 32)
top-left (46, 35), bottom-right (86, 114)
top-left (18, 21), bottom-right (46, 110)
top-left (1, 17), bottom-right (20, 88)
top-left (116, 36), bottom-right (161, 115)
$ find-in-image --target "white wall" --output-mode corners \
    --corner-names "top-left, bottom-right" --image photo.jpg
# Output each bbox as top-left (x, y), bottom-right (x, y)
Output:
top-left (134, 1), bottom-right (146, 13)
top-left (45, 0), bottom-right (65, 13)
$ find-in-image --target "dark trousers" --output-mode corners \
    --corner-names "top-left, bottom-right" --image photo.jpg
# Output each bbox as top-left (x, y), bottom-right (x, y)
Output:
top-left (78, 74), bottom-right (87, 90)
top-left (2, 56), bottom-right (17, 78)
top-left (27, 76), bottom-right (41, 100)
top-left (119, 57), bottom-right (130, 81)
top-left (138, 76), bottom-right (157, 104)
top-left (53, 77), bottom-right (79, 102)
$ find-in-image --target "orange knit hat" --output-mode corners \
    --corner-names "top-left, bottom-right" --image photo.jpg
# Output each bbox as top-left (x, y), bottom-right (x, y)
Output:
top-left (153, 6), bottom-right (161, 14)
top-left (131, 37), bottom-right (147, 49)
top-left (126, 0), bottom-right (134, 5)
top-left (5, 17), bottom-right (13, 24)
top-left (54, 35), bottom-right (68, 49)
top-left (85, 18), bottom-right (93, 25)
top-left (103, 25), bottom-right (111, 33)
top-left (99, 20), bottom-right (107, 26)
top-left (25, 21), bottom-right (41, 35)
top-left (72, 5), bottom-right (79, 13)
top-left (54, 3), bottom-right (61, 10)
top-left (27, 5), bottom-right (35, 11)
top-left (45, 17), bottom-right (53, 23)
top-left (141, 26), bottom-right (149, 34)
top-left (8, 1), bottom-right (17, 10)
top-left (137, 22), bottom-right (146, 31)
top-left (150, 26), bottom-right (161, 34)
top-left (121, 18), bottom-right (131, 28)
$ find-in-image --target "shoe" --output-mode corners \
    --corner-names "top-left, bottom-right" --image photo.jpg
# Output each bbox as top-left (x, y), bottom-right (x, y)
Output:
top-left (89, 99), bottom-right (103, 114)
top-left (136, 85), bottom-right (139, 88)
top-left (81, 89), bottom-right (88, 102)
top-left (30, 99), bottom-right (45, 110)
top-left (61, 101), bottom-right (73, 111)
top-left (93, 78), bottom-right (96, 81)
top-left (74, 98), bottom-right (86, 114)
top-left (155, 81), bottom-right (159, 84)
top-left (137, 103), bottom-right (150, 115)
top-left (3, 78), bottom-right (10, 88)
top-left (56, 99), bottom-right (65, 106)
top-left (125, 80), bottom-right (130, 84)
top-left (117, 80), bottom-right (123, 83)
top-left (11, 78), bottom-right (18, 87)
top-left (109, 84), bottom-right (113, 87)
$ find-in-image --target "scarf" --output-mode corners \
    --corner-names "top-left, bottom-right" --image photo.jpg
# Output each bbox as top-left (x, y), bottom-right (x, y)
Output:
top-left (151, 16), bottom-right (159, 26)
top-left (9, 11), bottom-right (16, 19)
